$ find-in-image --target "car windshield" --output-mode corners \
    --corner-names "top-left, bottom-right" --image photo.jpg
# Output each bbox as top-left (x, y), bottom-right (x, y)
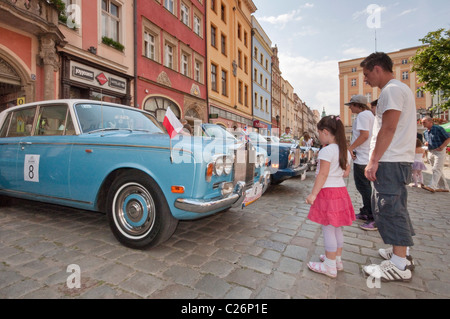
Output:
top-left (202, 124), bottom-right (237, 141)
top-left (75, 103), bottom-right (164, 134)
top-left (269, 136), bottom-right (280, 143)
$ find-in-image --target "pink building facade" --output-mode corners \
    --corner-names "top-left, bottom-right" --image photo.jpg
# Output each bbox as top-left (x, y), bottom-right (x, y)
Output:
top-left (136, 0), bottom-right (207, 124)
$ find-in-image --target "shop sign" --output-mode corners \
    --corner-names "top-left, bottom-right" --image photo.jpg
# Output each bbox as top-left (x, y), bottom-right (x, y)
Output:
top-left (253, 120), bottom-right (268, 129)
top-left (70, 61), bottom-right (127, 94)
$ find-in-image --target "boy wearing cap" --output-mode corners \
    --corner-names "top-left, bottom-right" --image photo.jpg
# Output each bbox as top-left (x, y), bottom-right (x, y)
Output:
top-left (346, 95), bottom-right (376, 231)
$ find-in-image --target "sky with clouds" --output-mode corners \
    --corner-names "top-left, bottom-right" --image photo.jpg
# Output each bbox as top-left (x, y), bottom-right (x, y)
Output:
top-left (253, 0), bottom-right (450, 115)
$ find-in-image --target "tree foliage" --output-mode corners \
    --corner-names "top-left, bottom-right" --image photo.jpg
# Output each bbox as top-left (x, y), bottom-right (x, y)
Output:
top-left (411, 28), bottom-right (450, 110)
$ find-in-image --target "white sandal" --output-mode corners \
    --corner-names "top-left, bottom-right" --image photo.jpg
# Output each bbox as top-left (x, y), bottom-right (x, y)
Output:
top-left (307, 261), bottom-right (337, 278)
top-left (320, 255), bottom-right (343, 271)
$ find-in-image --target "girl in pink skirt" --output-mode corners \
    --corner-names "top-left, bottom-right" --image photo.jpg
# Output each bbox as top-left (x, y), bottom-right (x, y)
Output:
top-left (306, 115), bottom-right (355, 278)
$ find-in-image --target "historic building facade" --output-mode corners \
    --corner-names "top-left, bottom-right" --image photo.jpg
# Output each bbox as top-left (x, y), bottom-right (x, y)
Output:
top-left (207, 0), bottom-right (256, 129)
top-left (251, 16), bottom-right (272, 136)
top-left (58, 0), bottom-right (134, 105)
top-left (270, 45), bottom-right (281, 136)
top-left (0, 0), bottom-right (65, 111)
top-left (136, 0), bottom-right (207, 124)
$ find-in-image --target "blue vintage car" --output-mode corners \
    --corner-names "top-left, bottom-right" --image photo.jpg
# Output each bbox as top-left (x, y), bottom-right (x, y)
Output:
top-left (0, 100), bottom-right (268, 248)
top-left (247, 132), bottom-right (308, 185)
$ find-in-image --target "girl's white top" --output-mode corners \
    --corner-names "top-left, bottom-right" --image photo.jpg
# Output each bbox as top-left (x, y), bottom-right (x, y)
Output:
top-left (316, 144), bottom-right (352, 188)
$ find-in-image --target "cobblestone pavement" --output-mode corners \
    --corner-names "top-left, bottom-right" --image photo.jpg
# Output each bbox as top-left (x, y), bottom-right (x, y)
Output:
top-left (1, 163), bottom-right (449, 299)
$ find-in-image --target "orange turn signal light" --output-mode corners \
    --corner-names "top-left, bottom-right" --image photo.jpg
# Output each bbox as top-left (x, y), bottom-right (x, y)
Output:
top-left (171, 186), bottom-right (185, 194)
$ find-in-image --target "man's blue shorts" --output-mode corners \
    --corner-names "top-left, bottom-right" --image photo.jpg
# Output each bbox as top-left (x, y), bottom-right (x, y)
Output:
top-left (371, 162), bottom-right (415, 247)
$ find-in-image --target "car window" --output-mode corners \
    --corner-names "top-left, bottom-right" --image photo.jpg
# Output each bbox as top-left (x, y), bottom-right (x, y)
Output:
top-left (35, 104), bottom-right (74, 136)
top-left (203, 124), bottom-right (237, 141)
top-left (0, 107), bottom-right (37, 137)
top-left (75, 103), bottom-right (164, 134)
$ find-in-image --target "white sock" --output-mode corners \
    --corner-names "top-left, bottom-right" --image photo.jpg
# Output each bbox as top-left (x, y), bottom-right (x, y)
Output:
top-left (336, 255), bottom-right (342, 262)
top-left (324, 256), bottom-right (336, 268)
top-left (406, 247), bottom-right (410, 256)
top-left (390, 254), bottom-right (407, 270)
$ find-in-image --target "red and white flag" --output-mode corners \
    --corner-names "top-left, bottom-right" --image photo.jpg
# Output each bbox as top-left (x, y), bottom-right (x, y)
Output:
top-left (163, 107), bottom-right (183, 139)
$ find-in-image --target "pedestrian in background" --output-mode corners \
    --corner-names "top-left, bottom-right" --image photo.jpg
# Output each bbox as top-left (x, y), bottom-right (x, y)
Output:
top-left (370, 99), bottom-right (378, 115)
top-left (305, 115), bottom-right (355, 278)
top-left (346, 95), bottom-right (376, 231)
top-left (411, 138), bottom-right (427, 188)
top-left (421, 116), bottom-right (450, 192)
top-left (280, 126), bottom-right (294, 143)
top-left (361, 52), bottom-right (416, 282)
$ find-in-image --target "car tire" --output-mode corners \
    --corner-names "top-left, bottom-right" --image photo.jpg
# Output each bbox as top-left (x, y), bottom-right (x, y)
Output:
top-left (106, 171), bottom-right (178, 249)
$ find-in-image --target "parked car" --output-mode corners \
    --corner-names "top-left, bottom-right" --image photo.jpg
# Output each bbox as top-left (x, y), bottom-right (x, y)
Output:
top-left (0, 100), bottom-right (268, 248)
top-left (200, 124), bottom-right (270, 196)
top-left (248, 132), bottom-right (308, 185)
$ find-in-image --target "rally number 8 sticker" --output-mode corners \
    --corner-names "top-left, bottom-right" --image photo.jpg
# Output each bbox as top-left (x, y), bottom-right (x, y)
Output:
top-left (24, 154), bottom-right (40, 182)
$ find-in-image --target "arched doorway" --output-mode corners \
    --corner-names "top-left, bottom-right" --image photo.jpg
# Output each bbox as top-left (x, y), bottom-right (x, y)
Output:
top-left (143, 96), bottom-right (181, 123)
top-left (0, 57), bottom-right (25, 112)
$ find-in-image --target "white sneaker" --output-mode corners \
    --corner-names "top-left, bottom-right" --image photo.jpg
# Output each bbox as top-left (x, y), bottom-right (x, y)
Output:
top-left (363, 260), bottom-right (412, 282)
top-left (378, 248), bottom-right (415, 271)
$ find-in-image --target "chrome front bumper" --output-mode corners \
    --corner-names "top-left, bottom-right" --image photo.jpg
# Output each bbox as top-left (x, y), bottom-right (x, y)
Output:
top-left (174, 170), bottom-right (270, 214)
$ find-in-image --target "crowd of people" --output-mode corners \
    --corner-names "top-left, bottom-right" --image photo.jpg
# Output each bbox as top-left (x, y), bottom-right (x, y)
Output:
top-left (305, 52), bottom-right (450, 282)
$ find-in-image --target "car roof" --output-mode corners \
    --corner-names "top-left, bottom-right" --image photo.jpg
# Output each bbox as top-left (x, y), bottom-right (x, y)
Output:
top-left (2, 99), bottom-right (138, 114)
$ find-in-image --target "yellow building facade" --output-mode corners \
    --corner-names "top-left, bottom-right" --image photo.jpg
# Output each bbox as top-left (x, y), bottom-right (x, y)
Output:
top-left (207, 0), bottom-right (256, 129)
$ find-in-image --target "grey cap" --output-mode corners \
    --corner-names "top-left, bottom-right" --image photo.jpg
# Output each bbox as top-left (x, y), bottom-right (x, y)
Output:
top-left (345, 95), bottom-right (368, 106)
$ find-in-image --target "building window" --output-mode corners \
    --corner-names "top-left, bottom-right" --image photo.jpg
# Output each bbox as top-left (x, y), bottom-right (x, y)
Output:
top-left (144, 96), bottom-right (180, 123)
top-left (211, 25), bottom-right (217, 48)
top-left (221, 34), bottom-right (226, 55)
top-left (195, 60), bottom-right (202, 83)
top-left (238, 80), bottom-right (243, 104)
top-left (211, 64), bottom-right (218, 91)
top-left (181, 3), bottom-right (189, 26)
top-left (237, 23), bottom-right (242, 40)
top-left (144, 31), bottom-right (155, 60)
top-left (238, 50), bottom-right (242, 68)
top-left (211, 0), bottom-right (216, 12)
top-left (402, 71), bottom-right (409, 80)
top-left (221, 3), bottom-right (226, 22)
top-left (244, 30), bottom-right (248, 47)
top-left (351, 79), bottom-right (357, 87)
top-left (402, 59), bottom-right (408, 64)
top-left (164, 43), bottom-right (174, 69)
top-left (194, 15), bottom-right (201, 36)
top-left (244, 84), bottom-right (248, 106)
top-left (254, 92), bottom-right (258, 108)
top-left (244, 56), bottom-right (248, 73)
top-left (164, 0), bottom-right (175, 14)
top-left (352, 67), bottom-right (357, 72)
top-left (417, 89), bottom-right (424, 98)
top-left (102, 0), bottom-right (120, 42)
top-left (181, 53), bottom-right (189, 76)
top-left (221, 69), bottom-right (227, 96)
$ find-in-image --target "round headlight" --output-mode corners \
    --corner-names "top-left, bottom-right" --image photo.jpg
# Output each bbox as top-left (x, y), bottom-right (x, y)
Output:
top-left (214, 156), bottom-right (224, 176)
top-left (223, 156), bottom-right (233, 175)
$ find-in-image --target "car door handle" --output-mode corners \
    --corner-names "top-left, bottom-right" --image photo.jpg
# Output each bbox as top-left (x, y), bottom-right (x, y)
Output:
top-left (19, 141), bottom-right (32, 149)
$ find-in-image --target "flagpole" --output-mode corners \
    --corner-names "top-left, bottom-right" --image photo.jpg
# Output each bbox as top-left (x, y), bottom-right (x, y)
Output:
top-left (170, 137), bottom-right (173, 163)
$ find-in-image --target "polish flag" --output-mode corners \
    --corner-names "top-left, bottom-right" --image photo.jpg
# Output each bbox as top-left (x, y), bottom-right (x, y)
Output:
top-left (163, 107), bottom-right (183, 139)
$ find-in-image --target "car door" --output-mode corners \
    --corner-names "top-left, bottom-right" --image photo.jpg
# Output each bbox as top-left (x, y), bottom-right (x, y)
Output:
top-left (15, 104), bottom-right (74, 200)
top-left (0, 106), bottom-right (37, 192)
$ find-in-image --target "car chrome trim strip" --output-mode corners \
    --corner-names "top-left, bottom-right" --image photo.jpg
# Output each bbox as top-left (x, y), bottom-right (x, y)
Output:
top-left (0, 189), bottom-right (92, 205)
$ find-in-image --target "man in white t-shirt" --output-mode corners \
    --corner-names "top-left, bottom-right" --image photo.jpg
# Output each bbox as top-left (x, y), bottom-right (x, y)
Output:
top-left (346, 95), bottom-right (375, 231)
top-left (361, 52), bottom-right (416, 283)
